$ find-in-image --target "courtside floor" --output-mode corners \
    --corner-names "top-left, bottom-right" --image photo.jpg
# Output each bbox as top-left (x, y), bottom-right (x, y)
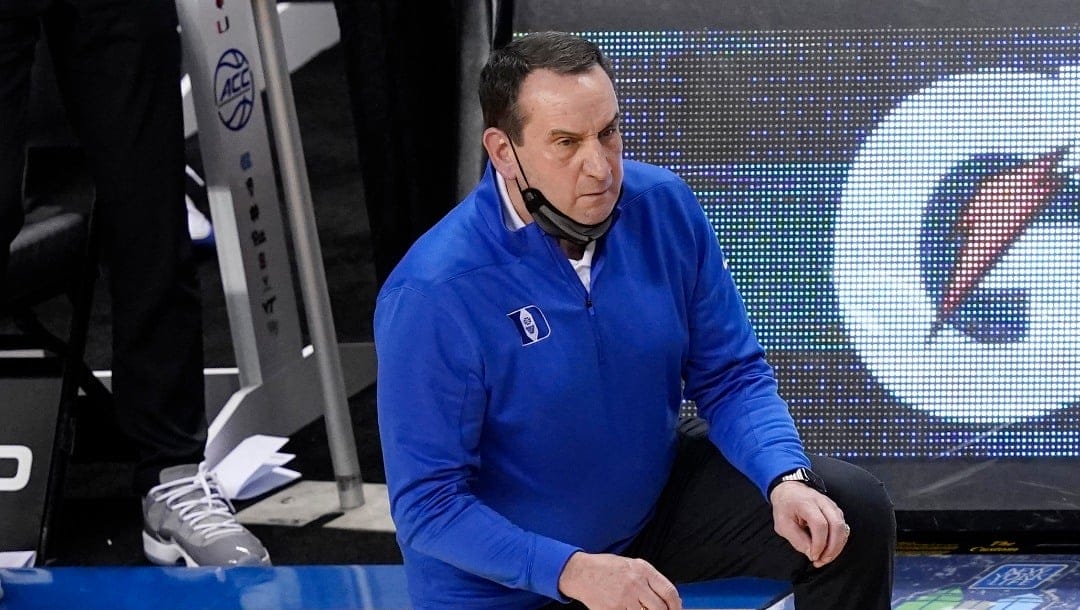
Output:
top-left (2, 554), bottom-right (1079, 609)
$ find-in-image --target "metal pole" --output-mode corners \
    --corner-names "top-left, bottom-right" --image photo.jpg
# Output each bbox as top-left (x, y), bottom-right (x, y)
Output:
top-left (249, 0), bottom-right (364, 510)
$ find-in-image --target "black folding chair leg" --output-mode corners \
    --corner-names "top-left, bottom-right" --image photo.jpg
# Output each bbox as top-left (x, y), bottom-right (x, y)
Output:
top-left (36, 206), bottom-right (101, 561)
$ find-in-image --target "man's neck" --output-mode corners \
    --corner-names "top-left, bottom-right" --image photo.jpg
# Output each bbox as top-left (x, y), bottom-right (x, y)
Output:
top-left (558, 238), bottom-right (586, 261)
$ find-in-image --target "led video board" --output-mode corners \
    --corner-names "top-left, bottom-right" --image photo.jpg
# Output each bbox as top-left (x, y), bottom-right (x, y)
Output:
top-left (514, 22), bottom-right (1080, 460)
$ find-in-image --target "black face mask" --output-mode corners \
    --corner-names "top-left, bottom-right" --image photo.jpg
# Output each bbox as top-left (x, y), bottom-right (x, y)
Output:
top-left (508, 141), bottom-right (618, 247)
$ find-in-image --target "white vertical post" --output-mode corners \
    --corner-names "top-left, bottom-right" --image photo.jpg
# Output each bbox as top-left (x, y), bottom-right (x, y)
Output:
top-left (177, 0), bottom-right (363, 510)
top-left (249, 0), bottom-right (363, 509)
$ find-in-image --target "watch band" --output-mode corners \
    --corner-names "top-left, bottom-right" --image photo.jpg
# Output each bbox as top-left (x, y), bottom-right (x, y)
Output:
top-left (767, 467), bottom-right (827, 496)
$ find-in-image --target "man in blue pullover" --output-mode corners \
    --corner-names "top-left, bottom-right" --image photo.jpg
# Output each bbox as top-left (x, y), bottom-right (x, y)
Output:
top-left (374, 31), bottom-right (895, 610)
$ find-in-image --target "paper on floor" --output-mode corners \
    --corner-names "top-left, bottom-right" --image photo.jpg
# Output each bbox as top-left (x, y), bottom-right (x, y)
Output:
top-left (210, 434), bottom-right (301, 500)
top-left (0, 550), bottom-right (35, 568)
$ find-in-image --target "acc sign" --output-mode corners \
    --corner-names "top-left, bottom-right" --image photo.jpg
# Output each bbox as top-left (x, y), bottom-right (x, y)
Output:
top-left (0, 445), bottom-right (32, 492)
top-left (834, 67), bottom-right (1080, 423)
top-left (214, 48), bottom-right (255, 131)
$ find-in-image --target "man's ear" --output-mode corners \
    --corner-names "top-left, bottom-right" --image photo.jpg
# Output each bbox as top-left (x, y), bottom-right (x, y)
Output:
top-left (482, 127), bottom-right (516, 181)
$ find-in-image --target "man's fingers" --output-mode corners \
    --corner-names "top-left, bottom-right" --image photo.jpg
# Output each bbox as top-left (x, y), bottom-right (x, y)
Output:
top-left (813, 500), bottom-right (848, 566)
top-left (637, 588), bottom-right (667, 610)
top-left (772, 485), bottom-right (850, 566)
top-left (646, 570), bottom-right (682, 610)
top-left (776, 520), bottom-right (813, 559)
top-left (633, 558), bottom-right (681, 610)
top-left (814, 521), bottom-right (851, 567)
top-left (805, 512), bottom-right (830, 561)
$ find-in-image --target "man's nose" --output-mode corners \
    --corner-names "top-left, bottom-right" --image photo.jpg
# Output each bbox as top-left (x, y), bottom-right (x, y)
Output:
top-left (580, 140), bottom-right (610, 179)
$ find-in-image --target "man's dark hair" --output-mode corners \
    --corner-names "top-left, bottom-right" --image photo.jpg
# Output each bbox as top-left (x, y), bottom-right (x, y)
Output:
top-left (479, 31), bottom-right (614, 143)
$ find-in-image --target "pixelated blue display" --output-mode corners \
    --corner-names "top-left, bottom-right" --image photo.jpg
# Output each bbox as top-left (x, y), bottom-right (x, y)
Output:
top-left (568, 29), bottom-right (1080, 457)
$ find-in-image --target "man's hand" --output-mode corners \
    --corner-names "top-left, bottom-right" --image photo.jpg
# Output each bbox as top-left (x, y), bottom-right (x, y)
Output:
top-left (557, 551), bottom-right (683, 610)
top-left (769, 481), bottom-right (849, 568)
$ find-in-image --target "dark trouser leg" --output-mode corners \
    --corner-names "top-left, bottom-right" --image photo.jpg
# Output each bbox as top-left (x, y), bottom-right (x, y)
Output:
top-left (792, 455), bottom-right (895, 608)
top-left (625, 434), bottom-right (895, 610)
top-left (330, 0), bottom-right (463, 287)
top-left (44, 0), bottom-right (205, 494)
top-left (0, 14), bottom-right (38, 279)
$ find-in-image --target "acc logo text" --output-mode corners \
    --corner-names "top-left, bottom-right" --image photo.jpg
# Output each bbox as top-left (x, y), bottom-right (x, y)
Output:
top-left (214, 48), bottom-right (255, 131)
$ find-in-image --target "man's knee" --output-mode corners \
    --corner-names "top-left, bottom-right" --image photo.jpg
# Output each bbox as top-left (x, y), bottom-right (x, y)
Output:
top-left (812, 457), bottom-right (896, 553)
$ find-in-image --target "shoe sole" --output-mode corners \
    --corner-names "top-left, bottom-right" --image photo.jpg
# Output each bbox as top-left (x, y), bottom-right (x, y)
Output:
top-left (142, 531), bottom-right (272, 567)
top-left (143, 531), bottom-right (199, 567)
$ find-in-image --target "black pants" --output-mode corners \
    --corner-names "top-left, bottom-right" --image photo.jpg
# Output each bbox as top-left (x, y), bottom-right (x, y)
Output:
top-left (0, 0), bottom-right (206, 494)
top-left (331, 0), bottom-right (468, 287)
top-left (542, 430), bottom-right (895, 610)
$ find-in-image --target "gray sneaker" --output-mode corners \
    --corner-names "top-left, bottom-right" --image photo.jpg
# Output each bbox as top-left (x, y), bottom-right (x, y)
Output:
top-left (142, 463), bottom-right (271, 567)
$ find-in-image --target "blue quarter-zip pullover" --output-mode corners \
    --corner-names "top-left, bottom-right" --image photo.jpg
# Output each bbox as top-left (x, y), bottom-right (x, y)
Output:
top-left (375, 160), bottom-right (810, 609)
